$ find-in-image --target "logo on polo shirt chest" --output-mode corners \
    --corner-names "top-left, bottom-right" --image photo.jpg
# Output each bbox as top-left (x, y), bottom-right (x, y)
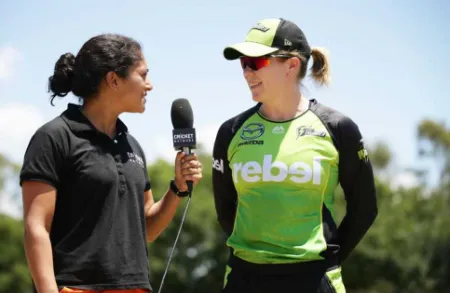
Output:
top-left (127, 152), bottom-right (144, 168)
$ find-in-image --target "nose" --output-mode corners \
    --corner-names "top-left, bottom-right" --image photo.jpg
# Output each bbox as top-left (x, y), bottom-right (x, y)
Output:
top-left (243, 66), bottom-right (254, 79)
top-left (145, 80), bottom-right (153, 92)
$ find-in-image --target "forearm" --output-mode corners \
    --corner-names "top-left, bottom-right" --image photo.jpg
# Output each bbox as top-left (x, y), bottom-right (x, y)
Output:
top-left (24, 226), bottom-right (58, 293)
top-left (145, 188), bottom-right (182, 242)
top-left (337, 207), bottom-right (378, 262)
top-left (335, 117), bottom-right (378, 263)
top-left (216, 203), bottom-right (236, 236)
top-left (218, 215), bottom-right (235, 236)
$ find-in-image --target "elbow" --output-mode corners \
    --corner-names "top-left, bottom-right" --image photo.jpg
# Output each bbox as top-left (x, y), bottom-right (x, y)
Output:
top-left (146, 228), bottom-right (162, 243)
top-left (146, 224), bottom-right (166, 243)
top-left (368, 205), bottom-right (378, 224)
top-left (362, 207), bottom-right (378, 229)
top-left (364, 198), bottom-right (378, 224)
top-left (347, 202), bottom-right (378, 227)
top-left (146, 232), bottom-right (160, 243)
top-left (364, 204), bottom-right (378, 228)
top-left (23, 221), bottom-right (50, 248)
top-left (217, 216), bottom-right (233, 236)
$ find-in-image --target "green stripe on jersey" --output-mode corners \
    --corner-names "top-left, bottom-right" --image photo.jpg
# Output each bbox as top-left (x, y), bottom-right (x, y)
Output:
top-left (226, 110), bottom-right (339, 264)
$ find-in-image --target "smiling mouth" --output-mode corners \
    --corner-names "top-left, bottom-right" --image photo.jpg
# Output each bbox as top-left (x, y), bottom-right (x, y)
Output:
top-left (249, 82), bottom-right (262, 89)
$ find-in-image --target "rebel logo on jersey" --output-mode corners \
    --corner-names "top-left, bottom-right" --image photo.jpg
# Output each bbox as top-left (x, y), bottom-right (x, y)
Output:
top-left (232, 154), bottom-right (324, 184)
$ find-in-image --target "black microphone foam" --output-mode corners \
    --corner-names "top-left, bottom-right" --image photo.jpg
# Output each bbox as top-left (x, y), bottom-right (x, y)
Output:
top-left (171, 98), bottom-right (193, 129)
top-left (170, 98), bottom-right (196, 194)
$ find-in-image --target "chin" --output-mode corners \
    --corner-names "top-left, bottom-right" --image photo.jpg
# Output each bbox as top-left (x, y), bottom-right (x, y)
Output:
top-left (251, 93), bottom-right (264, 103)
top-left (134, 99), bottom-right (147, 113)
top-left (124, 105), bottom-right (146, 114)
top-left (135, 106), bottom-right (146, 113)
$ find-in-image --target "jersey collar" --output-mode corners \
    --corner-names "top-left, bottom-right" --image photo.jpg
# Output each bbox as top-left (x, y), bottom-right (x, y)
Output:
top-left (61, 103), bottom-right (128, 136)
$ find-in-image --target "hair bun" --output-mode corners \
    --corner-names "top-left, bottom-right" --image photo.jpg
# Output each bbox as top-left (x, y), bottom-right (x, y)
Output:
top-left (48, 53), bottom-right (76, 99)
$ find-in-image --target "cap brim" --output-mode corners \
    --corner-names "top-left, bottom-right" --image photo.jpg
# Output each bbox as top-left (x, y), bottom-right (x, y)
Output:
top-left (223, 42), bottom-right (279, 60)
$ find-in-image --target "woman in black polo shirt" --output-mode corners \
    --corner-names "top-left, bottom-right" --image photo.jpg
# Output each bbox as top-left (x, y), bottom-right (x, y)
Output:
top-left (20, 34), bottom-right (203, 293)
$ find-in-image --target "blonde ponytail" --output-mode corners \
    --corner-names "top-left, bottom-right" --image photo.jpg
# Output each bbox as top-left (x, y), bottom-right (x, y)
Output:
top-left (310, 47), bottom-right (330, 86)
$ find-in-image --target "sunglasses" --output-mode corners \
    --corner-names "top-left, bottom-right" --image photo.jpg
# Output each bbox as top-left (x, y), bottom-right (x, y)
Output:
top-left (240, 54), bottom-right (292, 71)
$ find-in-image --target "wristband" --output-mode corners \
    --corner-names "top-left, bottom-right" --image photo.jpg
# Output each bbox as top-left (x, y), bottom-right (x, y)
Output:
top-left (170, 180), bottom-right (190, 197)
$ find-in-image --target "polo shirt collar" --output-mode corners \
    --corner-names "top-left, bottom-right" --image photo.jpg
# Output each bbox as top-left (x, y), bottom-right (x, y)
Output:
top-left (61, 103), bottom-right (128, 136)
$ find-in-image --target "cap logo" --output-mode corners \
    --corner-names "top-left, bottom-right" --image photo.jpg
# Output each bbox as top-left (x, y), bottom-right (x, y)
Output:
top-left (251, 23), bottom-right (270, 32)
top-left (284, 39), bottom-right (292, 46)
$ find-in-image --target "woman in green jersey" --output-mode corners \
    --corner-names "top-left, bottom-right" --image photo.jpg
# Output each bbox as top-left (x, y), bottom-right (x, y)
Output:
top-left (212, 18), bottom-right (378, 293)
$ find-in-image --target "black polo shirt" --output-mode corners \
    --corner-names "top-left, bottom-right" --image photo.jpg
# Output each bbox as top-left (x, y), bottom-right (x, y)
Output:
top-left (20, 103), bottom-right (153, 291)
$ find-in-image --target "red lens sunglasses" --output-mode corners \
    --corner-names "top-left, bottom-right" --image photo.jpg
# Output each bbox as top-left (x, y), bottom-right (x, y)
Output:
top-left (240, 54), bottom-right (292, 71)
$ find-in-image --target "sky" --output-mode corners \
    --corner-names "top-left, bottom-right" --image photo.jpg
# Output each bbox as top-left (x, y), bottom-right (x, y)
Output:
top-left (0, 0), bottom-right (449, 216)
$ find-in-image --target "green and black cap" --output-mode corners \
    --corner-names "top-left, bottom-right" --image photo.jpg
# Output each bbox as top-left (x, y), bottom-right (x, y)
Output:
top-left (224, 18), bottom-right (312, 60)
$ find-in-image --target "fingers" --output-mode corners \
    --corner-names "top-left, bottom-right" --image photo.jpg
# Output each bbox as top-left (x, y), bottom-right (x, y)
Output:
top-left (179, 152), bottom-right (197, 163)
top-left (181, 173), bottom-right (203, 184)
top-left (175, 151), bottom-right (186, 163)
top-left (175, 151), bottom-right (203, 185)
top-left (180, 160), bottom-right (202, 170)
top-left (180, 167), bottom-right (202, 177)
top-left (179, 160), bottom-right (202, 175)
top-left (178, 153), bottom-right (201, 169)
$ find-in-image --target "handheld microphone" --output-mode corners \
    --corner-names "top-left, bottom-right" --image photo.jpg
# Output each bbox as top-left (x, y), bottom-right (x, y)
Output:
top-left (158, 98), bottom-right (196, 293)
top-left (170, 98), bottom-right (196, 193)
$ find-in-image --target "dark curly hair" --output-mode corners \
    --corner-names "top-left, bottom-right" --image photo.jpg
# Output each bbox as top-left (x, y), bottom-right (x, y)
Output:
top-left (48, 34), bottom-right (143, 105)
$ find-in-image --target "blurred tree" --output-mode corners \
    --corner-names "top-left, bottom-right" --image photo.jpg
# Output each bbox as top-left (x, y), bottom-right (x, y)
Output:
top-left (339, 119), bottom-right (450, 293)
top-left (417, 119), bottom-right (450, 185)
top-left (0, 154), bottom-right (32, 293)
top-left (0, 153), bottom-right (20, 193)
top-left (369, 141), bottom-right (392, 171)
top-left (0, 217), bottom-right (32, 293)
top-left (417, 119), bottom-right (450, 291)
top-left (146, 148), bottom-right (229, 293)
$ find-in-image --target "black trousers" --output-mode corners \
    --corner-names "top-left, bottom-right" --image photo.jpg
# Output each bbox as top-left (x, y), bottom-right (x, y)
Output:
top-left (222, 256), bottom-right (345, 293)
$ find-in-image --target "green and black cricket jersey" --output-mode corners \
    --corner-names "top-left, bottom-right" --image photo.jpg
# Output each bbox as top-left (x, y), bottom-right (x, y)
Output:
top-left (212, 99), bottom-right (377, 266)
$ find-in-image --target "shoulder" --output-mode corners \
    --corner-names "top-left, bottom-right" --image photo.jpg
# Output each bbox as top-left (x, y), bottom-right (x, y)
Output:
top-left (28, 113), bottom-right (71, 146)
top-left (21, 113), bottom-right (70, 173)
top-left (309, 99), bottom-right (363, 149)
top-left (124, 131), bottom-right (140, 145)
top-left (309, 99), bottom-right (357, 127)
top-left (216, 103), bottom-right (261, 138)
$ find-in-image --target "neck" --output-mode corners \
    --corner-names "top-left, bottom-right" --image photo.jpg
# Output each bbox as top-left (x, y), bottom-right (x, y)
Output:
top-left (259, 87), bottom-right (309, 121)
top-left (81, 95), bottom-right (120, 138)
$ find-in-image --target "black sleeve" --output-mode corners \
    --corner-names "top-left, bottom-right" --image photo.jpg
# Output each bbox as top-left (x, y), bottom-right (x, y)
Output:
top-left (19, 128), bottom-right (67, 188)
top-left (143, 162), bottom-right (151, 191)
top-left (212, 121), bottom-right (238, 236)
top-left (336, 117), bottom-right (378, 262)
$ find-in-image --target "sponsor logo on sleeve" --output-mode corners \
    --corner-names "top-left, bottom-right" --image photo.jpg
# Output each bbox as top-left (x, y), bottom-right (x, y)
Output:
top-left (357, 139), bottom-right (369, 162)
top-left (212, 157), bottom-right (224, 173)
